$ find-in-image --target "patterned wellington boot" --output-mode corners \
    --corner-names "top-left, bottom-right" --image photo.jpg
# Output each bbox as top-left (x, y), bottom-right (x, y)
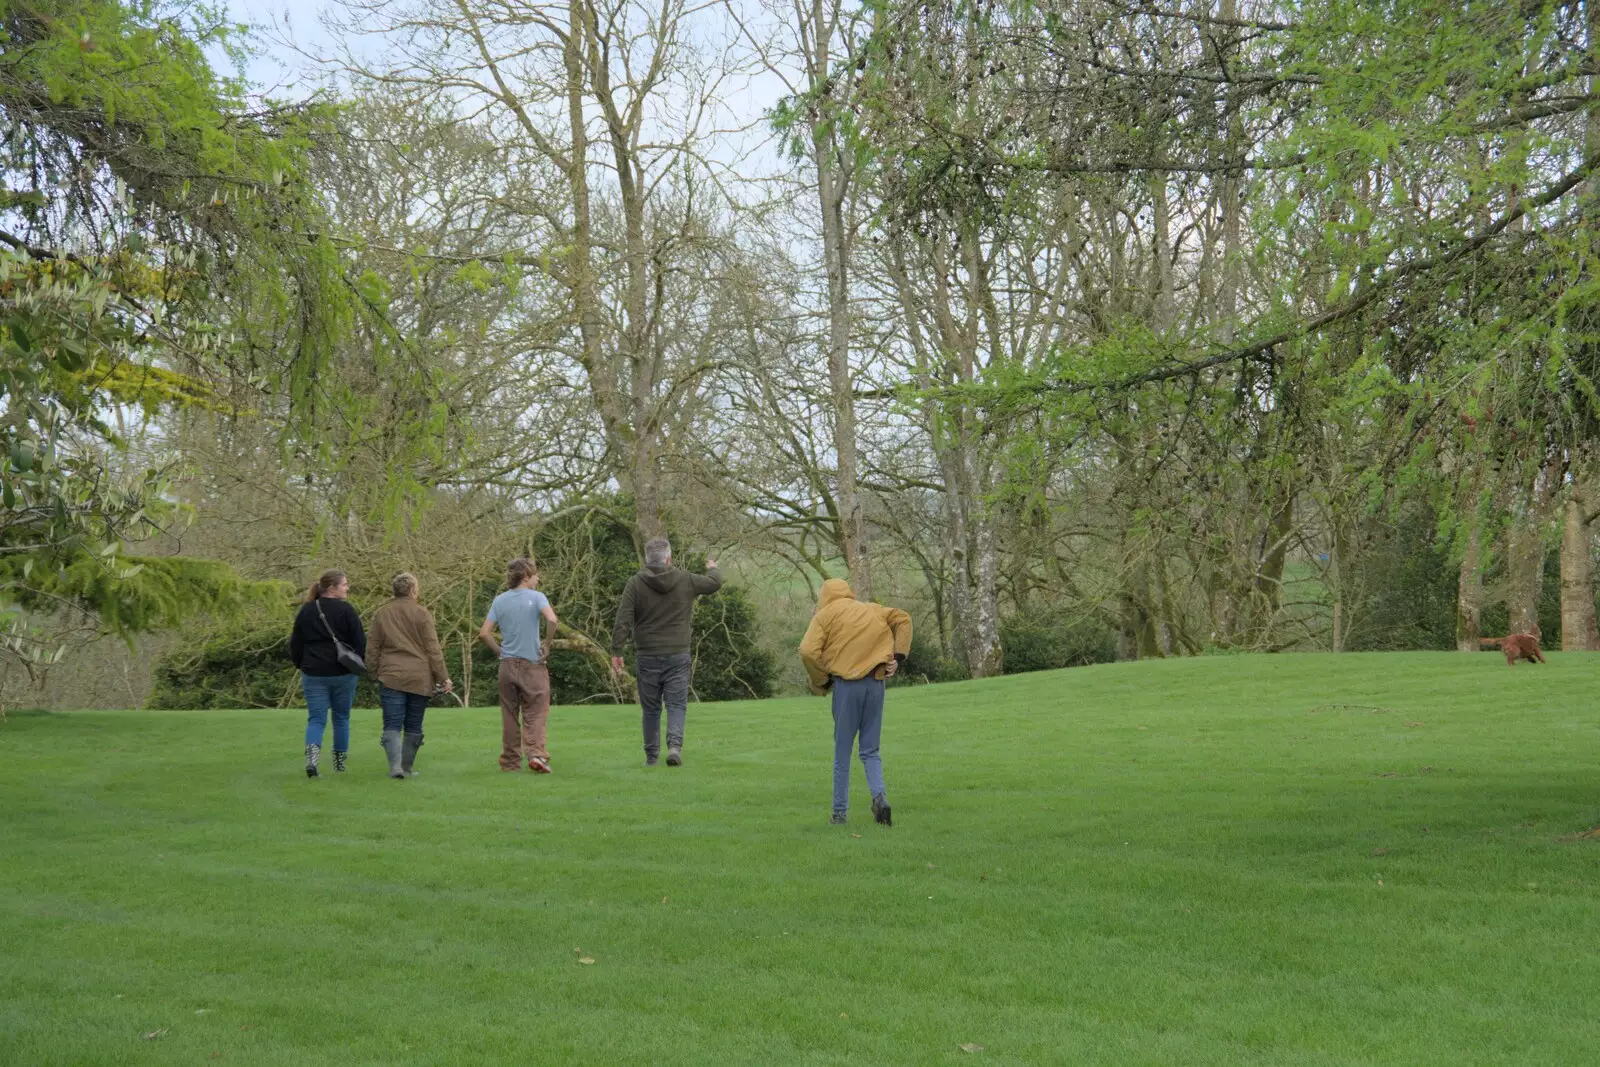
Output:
top-left (305, 743), bottom-right (321, 779)
top-left (333, 749), bottom-right (348, 773)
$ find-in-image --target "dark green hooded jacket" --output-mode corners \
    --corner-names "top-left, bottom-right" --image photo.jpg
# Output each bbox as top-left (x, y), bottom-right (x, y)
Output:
top-left (611, 564), bottom-right (723, 656)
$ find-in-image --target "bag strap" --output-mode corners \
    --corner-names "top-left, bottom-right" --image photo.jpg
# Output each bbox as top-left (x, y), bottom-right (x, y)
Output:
top-left (314, 598), bottom-right (346, 648)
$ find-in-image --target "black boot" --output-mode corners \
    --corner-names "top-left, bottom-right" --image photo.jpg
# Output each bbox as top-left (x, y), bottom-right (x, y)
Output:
top-left (872, 794), bottom-right (892, 827)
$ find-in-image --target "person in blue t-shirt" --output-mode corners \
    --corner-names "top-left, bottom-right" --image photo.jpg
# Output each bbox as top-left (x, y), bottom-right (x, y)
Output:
top-left (479, 557), bottom-right (560, 773)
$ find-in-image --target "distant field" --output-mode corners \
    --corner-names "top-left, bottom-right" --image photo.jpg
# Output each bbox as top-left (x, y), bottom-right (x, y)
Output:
top-left (4, 653), bottom-right (1600, 1065)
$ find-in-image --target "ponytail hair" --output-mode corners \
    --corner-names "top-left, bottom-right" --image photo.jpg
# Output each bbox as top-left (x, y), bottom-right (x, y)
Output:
top-left (306, 569), bottom-right (347, 603)
top-left (506, 557), bottom-right (538, 589)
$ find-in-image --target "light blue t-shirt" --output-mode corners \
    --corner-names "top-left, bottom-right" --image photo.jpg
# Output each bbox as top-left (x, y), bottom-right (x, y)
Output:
top-left (487, 588), bottom-right (551, 662)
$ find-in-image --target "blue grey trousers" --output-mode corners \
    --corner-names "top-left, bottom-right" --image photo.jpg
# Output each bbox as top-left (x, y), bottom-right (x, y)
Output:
top-left (831, 675), bottom-right (886, 814)
top-left (637, 652), bottom-right (692, 758)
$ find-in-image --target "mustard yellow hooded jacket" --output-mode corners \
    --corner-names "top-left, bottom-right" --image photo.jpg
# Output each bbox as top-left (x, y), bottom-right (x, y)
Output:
top-left (798, 579), bottom-right (913, 695)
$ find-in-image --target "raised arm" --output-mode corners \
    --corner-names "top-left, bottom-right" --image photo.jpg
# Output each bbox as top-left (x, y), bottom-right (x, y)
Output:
top-left (689, 559), bottom-right (723, 595)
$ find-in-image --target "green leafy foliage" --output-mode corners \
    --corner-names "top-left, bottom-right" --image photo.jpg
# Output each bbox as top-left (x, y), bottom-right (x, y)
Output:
top-left (0, 0), bottom-right (356, 673)
top-left (147, 620), bottom-right (298, 710)
top-left (999, 611), bottom-right (1119, 674)
top-left (891, 631), bottom-right (968, 686)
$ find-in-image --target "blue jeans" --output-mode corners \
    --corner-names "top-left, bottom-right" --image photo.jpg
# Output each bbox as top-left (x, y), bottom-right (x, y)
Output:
top-left (831, 675), bottom-right (886, 814)
top-left (379, 685), bottom-right (428, 734)
top-left (303, 673), bottom-right (359, 750)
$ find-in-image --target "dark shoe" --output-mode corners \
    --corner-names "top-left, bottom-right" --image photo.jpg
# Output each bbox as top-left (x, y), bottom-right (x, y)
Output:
top-left (665, 747), bottom-right (682, 767)
top-left (830, 812), bottom-right (847, 825)
top-left (333, 749), bottom-right (348, 774)
top-left (645, 755), bottom-right (659, 766)
top-left (400, 732), bottom-right (423, 776)
top-left (305, 744), bottom-right (320, 779)
top-left (872, 795), bottom-right (892, 827)
top-left (381, 730), bottom-right (405, 778)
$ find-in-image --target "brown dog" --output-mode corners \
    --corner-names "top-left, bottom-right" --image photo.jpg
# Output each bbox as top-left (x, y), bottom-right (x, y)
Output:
top-left (1480, 634), bottom-right (1545, 666)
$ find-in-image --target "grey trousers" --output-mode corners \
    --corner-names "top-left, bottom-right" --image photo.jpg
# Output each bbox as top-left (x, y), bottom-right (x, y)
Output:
top-left (832, 675), bottom-right (886, 814)
top-left (637, 652), bottom-right (691, 758)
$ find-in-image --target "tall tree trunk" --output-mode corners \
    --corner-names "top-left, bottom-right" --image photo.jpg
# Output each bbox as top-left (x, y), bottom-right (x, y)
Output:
top-left (1206, 530), bottom-right (1239, 648)
top-left (816, 121), bottom-right (870, 599)
top-left (1508, 458), bottom-right (1562, 637)
top-left (1560, 495), bottom-right (1599, 650)
top-left (1329, 519), bottom-right (1347, 653)
top-left (916, 554), bottom-right (950, 659)
top-left (1456, 519), bottom-right (1484, 651)
top-left (1135, 571), bottom-right (1163, 659)
top-left (1117, 593), bottom-right (1140, 662)
top-left (1154, 556), bottom-right (1177, 656)
top-left (940, 481), bottom-right (975, 674)
top-left (1560, 0), bottom-right (1600, 646)
top-left (1505, 511), bottom-right (1545, 638)
top-left (563, 1), bottom-right (640, 548)
top-left (968, 505), bottom-right (1004, 676)
top-left (630, 447), bottom-right (666, 544)
top-left (1252, 489), bottom-right (1294, 641)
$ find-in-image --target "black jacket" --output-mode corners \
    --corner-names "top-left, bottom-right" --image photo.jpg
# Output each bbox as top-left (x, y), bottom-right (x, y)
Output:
top-left (611, 564), bottom-right (722, 656)
top-left (289, 597), bottom-right (367, 676)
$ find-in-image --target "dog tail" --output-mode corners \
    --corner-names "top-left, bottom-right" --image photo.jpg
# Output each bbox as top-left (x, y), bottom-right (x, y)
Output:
top-left (1479, 637), bottom-right (1505, 647)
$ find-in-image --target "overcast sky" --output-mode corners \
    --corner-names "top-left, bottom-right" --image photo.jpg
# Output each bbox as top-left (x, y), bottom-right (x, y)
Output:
top-left (222, 0), bottom-right (340, 96)
top-left (221, 0), bottom-right (794, 184)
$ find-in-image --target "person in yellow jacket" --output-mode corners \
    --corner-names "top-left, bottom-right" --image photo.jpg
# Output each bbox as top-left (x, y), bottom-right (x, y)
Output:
top-left (798, 578), bottom-right (913, 826)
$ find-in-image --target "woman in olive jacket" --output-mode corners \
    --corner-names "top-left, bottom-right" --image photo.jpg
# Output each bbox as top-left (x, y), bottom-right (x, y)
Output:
top-left (288, 569), bottom-right (366, 777)
top-left (366, 572), bottom-right (452, 778)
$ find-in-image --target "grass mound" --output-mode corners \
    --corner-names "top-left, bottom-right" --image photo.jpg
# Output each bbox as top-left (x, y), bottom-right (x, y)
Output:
top-left (3, 652), bottom-right (1600, 1064)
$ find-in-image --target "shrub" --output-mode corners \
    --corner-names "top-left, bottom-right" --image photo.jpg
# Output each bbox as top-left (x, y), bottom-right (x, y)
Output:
top-left (889, 630), bottom-right (969, 686)
top-left (999, 611), bottom-right (1118, 674)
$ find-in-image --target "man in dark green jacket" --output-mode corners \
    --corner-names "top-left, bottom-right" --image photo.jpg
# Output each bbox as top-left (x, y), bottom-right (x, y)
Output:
top-left (611, 538), bottom-right (722, 766)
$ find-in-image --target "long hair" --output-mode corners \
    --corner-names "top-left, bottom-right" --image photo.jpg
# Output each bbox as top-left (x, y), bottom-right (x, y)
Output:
top-left (306, 569), bottom-right (346, 603)
top-left (506, 557), bottom-right (538, 589)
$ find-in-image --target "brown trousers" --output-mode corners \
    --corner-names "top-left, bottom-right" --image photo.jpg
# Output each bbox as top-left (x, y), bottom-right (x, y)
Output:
top-left (498, 657), bottom-right (550, 768)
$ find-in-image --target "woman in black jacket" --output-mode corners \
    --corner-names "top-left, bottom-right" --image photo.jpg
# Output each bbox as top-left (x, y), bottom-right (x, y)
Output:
top-left (289, 570), bottom-right (366, 777)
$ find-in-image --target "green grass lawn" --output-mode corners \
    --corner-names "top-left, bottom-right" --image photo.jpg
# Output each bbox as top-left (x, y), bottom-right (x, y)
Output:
top-left (4, 653), bottom-right (1600, 1065)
